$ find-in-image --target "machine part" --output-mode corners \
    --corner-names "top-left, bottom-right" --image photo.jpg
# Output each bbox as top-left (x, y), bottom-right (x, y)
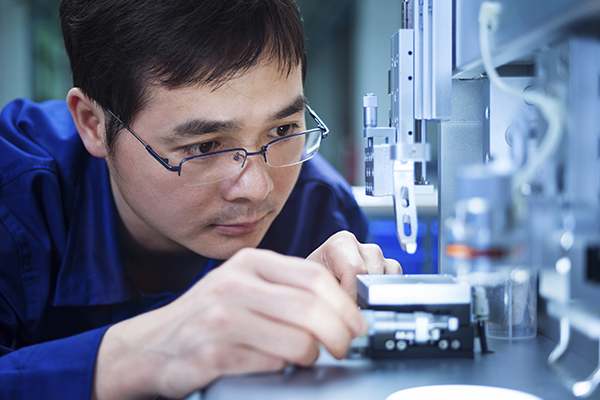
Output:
top-left (437, 79), bottom-right (487, 275)
top-left (390, 29), bottom-right (418, 254)
top-left (472, 286), bottom-right (489, 321)
top-left (546, 303), bottom-right (600, 398)
top-left (363, 93), bottom-right (378, 128)
top-left (444, 162), bottom-right (521, 276)
top-left (355, 275), bottom-right (474, 359)
top-left (390, 29), bottom-right (415, 143)
top-left (357, 274), bottom-right (472, 307)
top-left (587, 245), bottom-right (600, 285)
top-left (475, 2), bottom-right (600, 392)
top-left (363, 27), bottom-right (433, 255)
top-left (350, 309), bottom-right (466, 359)
top-left (364, 144), bottom-right (394, 196)
top-left (415, 120), bottom-right (429, 185)
top-left (390, 142), bottom-right (431, 163)
top-left (473, 286), bottom-right (492, 353)
top-left (412, 0), bottom-right (452, 120)
top-left (362, 310), bottom-right (459, 343)
top-left (394, 160), bottom-right (418, 253)
top-left (478, 2), bottom-right (566, 199)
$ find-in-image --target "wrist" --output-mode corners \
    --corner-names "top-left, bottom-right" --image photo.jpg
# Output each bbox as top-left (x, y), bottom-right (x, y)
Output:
top-left (92, 312), bottom-right (169, 400)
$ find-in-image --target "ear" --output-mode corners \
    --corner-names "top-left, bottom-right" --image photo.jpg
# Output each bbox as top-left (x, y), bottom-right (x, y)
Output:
top-left (67, 88), bottom-right (108, 158)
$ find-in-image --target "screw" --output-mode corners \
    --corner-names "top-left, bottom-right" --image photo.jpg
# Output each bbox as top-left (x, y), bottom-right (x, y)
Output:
top-left (396, 340), bottom-right (408, 351)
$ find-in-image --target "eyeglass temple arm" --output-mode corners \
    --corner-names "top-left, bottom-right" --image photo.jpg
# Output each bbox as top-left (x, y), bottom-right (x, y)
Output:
top-left (106, 109), bottom-right (180, 173)
top-left (305, 104), bottom-right (329, 139)
top-left (143, 145), bottom-right (180, 172)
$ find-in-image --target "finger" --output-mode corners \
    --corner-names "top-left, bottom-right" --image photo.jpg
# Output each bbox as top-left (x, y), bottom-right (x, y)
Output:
top-left (327, 240), bottom-right (366, 298)
top-left (332, 240), bottom-right (384, 297)
top-left (338, 266), bottom-right (361, 301)
top-left (385, 258), bottom-right (402, 274)
top-left (233, 249), bottom-right (364, 336)
top-left (245, 290), bottom-right (352, 358)
top-left (236, 267), bottom-right (358, 358)
top-left (308, 231), bottom-right (366, 275)
top-left (195, 302), bottom-right (321, 367)
top-left (206, 249), bottom-right (364, 357)
top-left (357, 243), bottom-right (386, 274)
top-left (310, 231), bottom-right (367, 296)
top-left (357, 243), bottom-right (403, 275)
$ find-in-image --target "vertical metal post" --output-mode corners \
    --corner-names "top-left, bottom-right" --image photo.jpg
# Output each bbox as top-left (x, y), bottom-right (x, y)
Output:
top-left (438, 79), bottom-right (487, 273)
top-left (415, 120), bottom-right (429, 184)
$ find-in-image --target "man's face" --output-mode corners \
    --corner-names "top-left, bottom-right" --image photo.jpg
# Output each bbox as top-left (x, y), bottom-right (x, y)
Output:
top-left (106, 60), bottom-right (305, 259)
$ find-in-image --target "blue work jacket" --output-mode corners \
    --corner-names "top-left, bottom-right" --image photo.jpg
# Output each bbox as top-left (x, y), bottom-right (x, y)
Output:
top-left (0, 99), bottom-right (368, 399)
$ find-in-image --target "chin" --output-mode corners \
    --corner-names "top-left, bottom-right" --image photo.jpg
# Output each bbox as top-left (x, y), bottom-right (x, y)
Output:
top-left (191, 234), bottom-right (265, 260)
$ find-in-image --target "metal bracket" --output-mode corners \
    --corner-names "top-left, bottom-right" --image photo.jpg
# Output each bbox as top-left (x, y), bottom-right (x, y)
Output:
top-left (547, 302), bottom-right (600, 397)
top-left (394, 160), bottom-right (418, 254)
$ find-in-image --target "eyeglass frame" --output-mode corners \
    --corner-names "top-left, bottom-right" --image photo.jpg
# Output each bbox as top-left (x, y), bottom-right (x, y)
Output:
top-left (105, 104), bottom-right (329, 185)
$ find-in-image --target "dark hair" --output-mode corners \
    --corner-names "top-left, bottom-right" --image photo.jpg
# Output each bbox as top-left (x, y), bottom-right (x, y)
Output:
top-left (60, 0), bottom-right (307, 154)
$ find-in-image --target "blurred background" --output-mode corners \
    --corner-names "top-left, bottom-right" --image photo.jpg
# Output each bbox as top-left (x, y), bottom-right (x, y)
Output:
top-left (0, 0), bottom-right (438, 273)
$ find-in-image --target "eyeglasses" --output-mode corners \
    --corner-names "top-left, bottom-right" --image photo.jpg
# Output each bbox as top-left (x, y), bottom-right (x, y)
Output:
top-left (106, 104), bottom-right (329, 186)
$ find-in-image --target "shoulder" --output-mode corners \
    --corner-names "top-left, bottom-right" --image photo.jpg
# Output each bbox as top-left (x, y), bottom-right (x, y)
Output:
top-left (0, 99), bottom-right (83, 186)
top-left (0, 100), bottom-right (82, 331)
top-left (293, 154), bottom-right (356, 209)
top-left (260, 155), bottom-right (368, 257)
top-left (1, 98), bottom-right (77, 143)
top-left (0, 98), bottom-right (94, 248)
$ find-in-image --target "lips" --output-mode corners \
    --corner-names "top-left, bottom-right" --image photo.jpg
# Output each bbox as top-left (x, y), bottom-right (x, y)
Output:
top-left (212, 216), bottom-right (266, 236)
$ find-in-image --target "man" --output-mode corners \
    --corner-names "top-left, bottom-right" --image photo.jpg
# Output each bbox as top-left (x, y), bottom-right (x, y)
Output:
top-left (0, 0), bottom-right (400, 399)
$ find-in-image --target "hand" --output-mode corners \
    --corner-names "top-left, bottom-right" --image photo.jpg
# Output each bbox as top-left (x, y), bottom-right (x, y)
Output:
top-left (307, 231), bottom-right (402, 299)
top-left (92, 248), bottom-right (367, 400)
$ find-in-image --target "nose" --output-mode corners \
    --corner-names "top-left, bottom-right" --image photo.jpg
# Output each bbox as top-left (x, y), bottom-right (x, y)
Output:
top-left (220, 151), bottom-right (274, 203)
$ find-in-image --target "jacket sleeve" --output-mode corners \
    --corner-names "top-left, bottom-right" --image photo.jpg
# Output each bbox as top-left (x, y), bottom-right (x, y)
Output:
top-left (0, 99), bottom-right (129, 399)
top-left (0, 326), bottom-right (109, 400)
top-left (0, 202), bottom-right (108, 400)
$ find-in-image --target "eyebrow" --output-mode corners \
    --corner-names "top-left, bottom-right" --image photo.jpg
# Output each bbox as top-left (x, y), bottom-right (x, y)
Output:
top-left (171, 119), bottom-right (241, 138)
top-left (267, 95), bottom-right (307, 123)
top-left (168, 95), bottom-right (307, 139)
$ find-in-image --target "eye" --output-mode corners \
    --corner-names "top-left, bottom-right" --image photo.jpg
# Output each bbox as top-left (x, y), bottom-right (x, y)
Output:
top-left (188, 140), bottom-right (220, 155)
top-left (275, 124), bottom-right (296, 137)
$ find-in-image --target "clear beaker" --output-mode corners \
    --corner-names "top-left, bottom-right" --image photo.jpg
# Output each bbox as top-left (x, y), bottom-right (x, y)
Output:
top-left (467, 267), bottom-right (537, 339)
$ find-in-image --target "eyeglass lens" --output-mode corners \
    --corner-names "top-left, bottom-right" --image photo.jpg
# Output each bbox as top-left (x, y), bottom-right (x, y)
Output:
top-left (179, 129), bottom-right (322, 186)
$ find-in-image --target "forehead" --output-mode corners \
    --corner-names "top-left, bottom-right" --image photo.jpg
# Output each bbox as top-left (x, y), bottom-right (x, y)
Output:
top-left (135, 61), bottom-right (305, 131)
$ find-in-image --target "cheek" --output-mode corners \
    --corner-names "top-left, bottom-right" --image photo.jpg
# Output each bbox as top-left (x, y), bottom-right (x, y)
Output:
top-left (151, 184), bottom-right (222, 224)
top-left (110, 148), bottom-right (219, 225)
top-left (271, 164), bottom-right (301, 197)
